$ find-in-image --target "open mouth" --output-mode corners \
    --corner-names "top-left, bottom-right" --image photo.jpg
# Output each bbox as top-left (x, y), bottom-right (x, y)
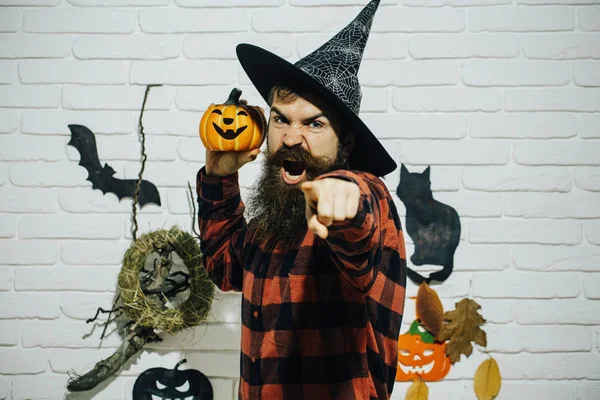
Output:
top-left (281, 160), bottom-right (307, 185)
top-left (398, 360), bottom-right (434, 376)
top-left (212, 123), bottom-right (247, 140)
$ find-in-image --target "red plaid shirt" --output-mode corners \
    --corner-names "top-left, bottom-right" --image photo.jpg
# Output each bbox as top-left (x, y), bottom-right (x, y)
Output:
top-left (196, 167), bottom-right (407, 400)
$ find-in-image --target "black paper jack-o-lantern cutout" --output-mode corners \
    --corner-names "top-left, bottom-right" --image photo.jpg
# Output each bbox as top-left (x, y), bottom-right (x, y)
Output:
top-left (132, 359), bottom-right (213, 400)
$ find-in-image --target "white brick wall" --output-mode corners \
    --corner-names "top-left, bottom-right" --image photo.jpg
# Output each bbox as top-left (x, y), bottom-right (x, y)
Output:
top-left (0, 1), bottom-right (598, 399)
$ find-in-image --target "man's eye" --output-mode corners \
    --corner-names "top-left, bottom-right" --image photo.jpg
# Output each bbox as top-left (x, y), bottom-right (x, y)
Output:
top-left (273, 116), bottom-right (286, 124)
top-left (309, 121), bottom-right (323, 129)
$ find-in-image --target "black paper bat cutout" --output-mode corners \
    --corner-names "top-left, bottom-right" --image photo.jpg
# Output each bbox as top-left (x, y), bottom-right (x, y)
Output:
top-left (67, 124), bottom-right (161, 208)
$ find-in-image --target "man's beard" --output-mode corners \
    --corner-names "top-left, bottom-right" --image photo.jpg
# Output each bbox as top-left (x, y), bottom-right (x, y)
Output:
top-left (247, 143), bottom-right (348, 249)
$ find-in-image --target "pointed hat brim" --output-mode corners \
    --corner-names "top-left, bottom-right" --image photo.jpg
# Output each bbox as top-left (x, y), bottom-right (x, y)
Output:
top-left (236, 43), bottom-right (397, 177)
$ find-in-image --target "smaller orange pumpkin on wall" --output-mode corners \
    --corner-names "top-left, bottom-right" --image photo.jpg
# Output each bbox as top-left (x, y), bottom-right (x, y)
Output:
top-left (199, 88), bottom-right (267, 152)
top-left (396, 320), bottom-right (451, 382)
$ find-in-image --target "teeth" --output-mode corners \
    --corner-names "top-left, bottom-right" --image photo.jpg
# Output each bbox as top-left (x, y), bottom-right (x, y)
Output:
top-left (151, 395), bottom-right (161, 400)
top-left (284, 170), bottom-right (301, 182)
top-left (423, 361), bottom-right (434, 374)
top-left (398, 361), bottom-right (435, 376)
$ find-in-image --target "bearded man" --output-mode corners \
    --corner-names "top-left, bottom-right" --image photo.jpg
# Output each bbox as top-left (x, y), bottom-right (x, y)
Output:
top-left (196, 1), bottom-right (407, 399)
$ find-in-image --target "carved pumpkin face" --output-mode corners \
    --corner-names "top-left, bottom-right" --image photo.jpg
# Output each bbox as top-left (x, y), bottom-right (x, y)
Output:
top-left (199, 88), bottom-right (266, 152)
top-left (395, 320), bottom-right (451, 382)
top-left (132, 359), bottom-right (213, 400)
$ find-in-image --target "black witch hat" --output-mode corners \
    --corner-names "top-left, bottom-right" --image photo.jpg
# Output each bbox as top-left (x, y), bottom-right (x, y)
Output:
top-left (236, 0), bottom-right (396, 177)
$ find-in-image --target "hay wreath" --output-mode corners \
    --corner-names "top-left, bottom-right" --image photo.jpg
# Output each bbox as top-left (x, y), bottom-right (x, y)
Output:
top-left (67, 227), bottom-right (215, 392)
top-left (119, 226), bottom-right (214, 334)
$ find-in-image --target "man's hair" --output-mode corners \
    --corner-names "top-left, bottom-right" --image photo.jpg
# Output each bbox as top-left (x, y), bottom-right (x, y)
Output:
top-left (267, 85), bottom-right (299, 106)
top-left (267, 84), bottom-right (355, 155)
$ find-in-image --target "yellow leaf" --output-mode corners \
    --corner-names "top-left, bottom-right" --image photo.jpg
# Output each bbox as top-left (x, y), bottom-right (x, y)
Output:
top-left (405, 379), bottom-right (429, 400)
top-left (474, 358), bottom-right (501, 400)
top-left (416, 282), bottom-right (444, 336)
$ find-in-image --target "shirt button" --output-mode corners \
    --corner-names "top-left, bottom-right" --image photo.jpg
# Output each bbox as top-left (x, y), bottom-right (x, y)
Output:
top-left (251, 357), bottom-right (256, 363)
top-left (253, 310), bottom-right (259, 318)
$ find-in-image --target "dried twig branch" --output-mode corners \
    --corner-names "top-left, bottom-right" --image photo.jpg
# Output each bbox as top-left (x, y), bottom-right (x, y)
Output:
top-left (86, 306), bottom-right (122, 324)
top-left (67, 325), bottom-right (161, 392)
top-left (132, 84), bottom-right (162, 242)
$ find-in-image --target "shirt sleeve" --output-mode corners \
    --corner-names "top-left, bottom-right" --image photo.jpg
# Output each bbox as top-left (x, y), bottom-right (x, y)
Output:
top-left (196, 167), bottom-right (248, 292)
top-left (315, 170), bottom-right (389, 291)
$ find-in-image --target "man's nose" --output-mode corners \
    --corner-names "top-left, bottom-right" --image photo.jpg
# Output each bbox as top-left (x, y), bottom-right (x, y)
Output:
top-left (282, 126), bottom-right (304, 147)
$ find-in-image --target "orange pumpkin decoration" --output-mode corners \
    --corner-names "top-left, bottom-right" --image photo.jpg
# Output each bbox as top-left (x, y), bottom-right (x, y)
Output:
top-left (199, 88), bottom-right (267, 152)
top-left (396, 320), bottom-right (451, 382)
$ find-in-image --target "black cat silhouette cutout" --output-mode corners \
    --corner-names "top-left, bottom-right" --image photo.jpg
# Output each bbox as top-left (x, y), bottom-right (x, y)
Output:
top-left (396, 164), bottom-right (461, 284)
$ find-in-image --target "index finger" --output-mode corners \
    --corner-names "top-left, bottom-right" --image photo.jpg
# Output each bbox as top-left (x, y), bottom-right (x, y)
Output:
top-left (300, 181), bottom-right (321, 202)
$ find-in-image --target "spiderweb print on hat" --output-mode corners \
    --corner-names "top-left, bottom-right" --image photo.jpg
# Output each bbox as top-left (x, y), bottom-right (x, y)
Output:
top-left (295, 0), bottom-right (380, 115)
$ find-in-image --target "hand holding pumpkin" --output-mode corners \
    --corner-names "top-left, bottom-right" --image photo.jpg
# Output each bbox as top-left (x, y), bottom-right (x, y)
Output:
top-left (200, 88), bottom-right (266, 177)
top-left (205, 147), bottom-right (260, 177)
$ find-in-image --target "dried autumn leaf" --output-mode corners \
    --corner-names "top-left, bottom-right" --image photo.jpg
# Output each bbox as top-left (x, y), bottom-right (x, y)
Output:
top-left (436, 298), bottom-right (487, 363)
top-left (474, 358), bottom-right (501, 400)
top-left (415, 282), bottom-right (444, 336)
top-left (405, 378), bottom-right (429, 400)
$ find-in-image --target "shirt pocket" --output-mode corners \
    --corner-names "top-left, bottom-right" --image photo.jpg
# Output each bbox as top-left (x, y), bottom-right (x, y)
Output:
top-left (288, 273), bottom-right (318, 303)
